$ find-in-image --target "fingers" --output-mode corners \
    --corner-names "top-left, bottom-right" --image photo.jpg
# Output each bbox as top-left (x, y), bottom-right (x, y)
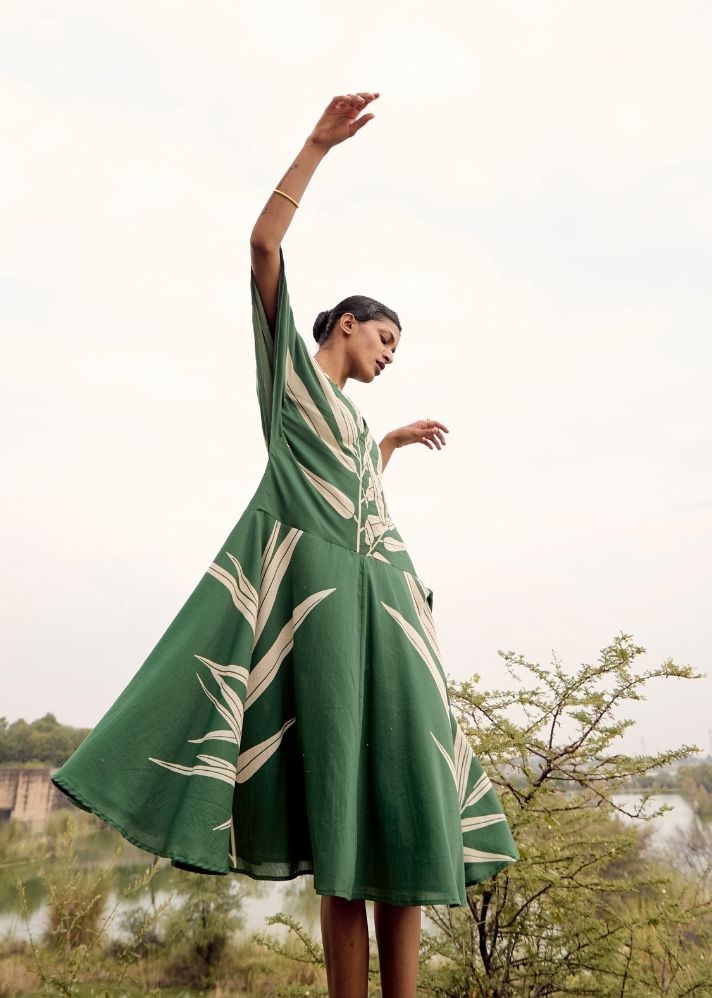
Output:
top-left (352, 113), bottom-right (375, 132)
top-left (330, 93), bottom-right (379, 111)
top-left (417, 431), bottom-right (440, 450)
top-left (419, 418), bottom-right (449, 450)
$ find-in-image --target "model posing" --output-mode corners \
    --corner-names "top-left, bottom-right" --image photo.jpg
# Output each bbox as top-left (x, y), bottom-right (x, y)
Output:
top-left (53, 92), bottom-right (518, 998)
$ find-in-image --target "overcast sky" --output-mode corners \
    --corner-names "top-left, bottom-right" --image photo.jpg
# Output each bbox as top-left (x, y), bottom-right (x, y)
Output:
top-left (2, 0), bottom-right (711, 759)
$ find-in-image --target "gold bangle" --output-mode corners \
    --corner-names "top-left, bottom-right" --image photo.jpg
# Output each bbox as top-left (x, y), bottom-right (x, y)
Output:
top-left (273, 188), bottom-right (300, 208)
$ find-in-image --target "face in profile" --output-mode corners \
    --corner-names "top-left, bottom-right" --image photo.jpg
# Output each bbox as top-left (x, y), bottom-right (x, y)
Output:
top-left (345, 315), bottom-right (401, 384)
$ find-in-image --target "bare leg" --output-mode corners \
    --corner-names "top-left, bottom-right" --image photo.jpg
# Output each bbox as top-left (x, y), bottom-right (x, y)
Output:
top-left (320, 895), bottom-right (370, 997)
top-left (373, 901), bottom-right (421, 998)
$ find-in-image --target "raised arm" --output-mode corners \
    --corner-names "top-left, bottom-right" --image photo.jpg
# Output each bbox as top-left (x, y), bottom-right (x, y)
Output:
top-left (249, 92), bottom-right (380, 335)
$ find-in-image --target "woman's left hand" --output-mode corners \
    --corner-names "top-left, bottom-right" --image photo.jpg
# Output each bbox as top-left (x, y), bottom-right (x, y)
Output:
top-left (387, 418), bottom-right (449, 451)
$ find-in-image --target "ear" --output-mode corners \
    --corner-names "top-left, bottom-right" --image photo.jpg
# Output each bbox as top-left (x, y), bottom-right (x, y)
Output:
top-left (340, 312), bottom-right (356, 336)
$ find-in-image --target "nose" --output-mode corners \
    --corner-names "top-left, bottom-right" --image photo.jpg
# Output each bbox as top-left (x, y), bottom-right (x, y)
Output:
top-left (383, 350), bottom-right (394, 364)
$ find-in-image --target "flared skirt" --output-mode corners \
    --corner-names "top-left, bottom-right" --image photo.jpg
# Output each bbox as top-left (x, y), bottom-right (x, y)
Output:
top-left (52, 508), bottom-right (518, 906)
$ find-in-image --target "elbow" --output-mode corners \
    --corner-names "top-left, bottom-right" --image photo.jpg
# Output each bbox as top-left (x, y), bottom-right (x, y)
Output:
top-left (250, 233), bottom-right (279, 255)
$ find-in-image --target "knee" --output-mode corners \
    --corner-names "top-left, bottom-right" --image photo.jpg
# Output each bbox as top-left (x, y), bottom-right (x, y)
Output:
top-left (321, 894), bottom-right (366, 916)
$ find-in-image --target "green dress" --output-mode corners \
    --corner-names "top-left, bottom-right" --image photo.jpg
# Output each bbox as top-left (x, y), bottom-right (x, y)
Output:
top-left (52, 248), bottom-right (518, 907)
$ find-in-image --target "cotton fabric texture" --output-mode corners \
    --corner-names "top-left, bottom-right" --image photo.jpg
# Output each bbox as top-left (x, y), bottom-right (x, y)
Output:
top-left (52, 248), bottom-right (518, 906)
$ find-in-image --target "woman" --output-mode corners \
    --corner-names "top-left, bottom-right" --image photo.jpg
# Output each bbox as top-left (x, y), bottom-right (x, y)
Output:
top-left (52, 92), bottom-right (518, 997)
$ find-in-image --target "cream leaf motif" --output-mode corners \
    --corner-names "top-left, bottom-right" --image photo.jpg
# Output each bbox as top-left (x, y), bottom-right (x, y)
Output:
top-left (380, 601), bottom-right (449, 714)
top-left (430, 728), bottom-right (514, 866)
top-left (291, 348), bottom-right (405, 563)
top-left (207, 555), bottom-right (258, 631)
top-left (296, 461), bottom-right (356, 519)
top-left (148, 522), bottom-right (335, 856)
top-left (380, 575), bottom-right (514, 871)
top-left (287, 353), bottom-right (357, 472)
top-left (463, 847), bottom-right (518, 864)
top-left (309, 353), bottom-right (361, 451)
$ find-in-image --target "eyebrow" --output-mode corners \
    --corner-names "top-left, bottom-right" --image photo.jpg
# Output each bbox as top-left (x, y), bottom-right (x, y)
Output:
top-left (379, 326), bottom-right (398, 347)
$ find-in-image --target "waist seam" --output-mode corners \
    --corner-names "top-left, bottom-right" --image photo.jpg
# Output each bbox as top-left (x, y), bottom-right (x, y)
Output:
top-left (244, 501), bottom-right (432, 595)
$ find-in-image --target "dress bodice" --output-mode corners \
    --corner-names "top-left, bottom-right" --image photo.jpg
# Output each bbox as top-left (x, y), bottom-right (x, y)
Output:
top-left (249, 248), bottom-right (418, 575)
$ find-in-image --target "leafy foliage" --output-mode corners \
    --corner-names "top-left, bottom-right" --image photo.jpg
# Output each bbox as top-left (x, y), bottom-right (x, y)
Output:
top-left (160, 871), bottom-right (247, 988)
top-left (420, 632), bottom-right (712, 996)
top-left (677, 761), bottom-right (712, 819)
top-left (15, 813), bottom-right (170, 996)
top-left (0, 714), bottom-right (90, 767)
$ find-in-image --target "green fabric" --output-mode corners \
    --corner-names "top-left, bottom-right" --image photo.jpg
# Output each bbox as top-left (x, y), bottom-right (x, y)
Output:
top-left (52, 248), bottom-right (518, 906)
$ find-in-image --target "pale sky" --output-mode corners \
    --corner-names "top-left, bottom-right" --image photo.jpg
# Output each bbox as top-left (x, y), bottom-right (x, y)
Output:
top-left (2, 0), bottom-right (711, 758)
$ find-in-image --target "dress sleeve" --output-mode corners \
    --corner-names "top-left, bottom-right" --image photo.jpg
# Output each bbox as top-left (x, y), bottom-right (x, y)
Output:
top-left (250, 245), bottom-right (300, 449)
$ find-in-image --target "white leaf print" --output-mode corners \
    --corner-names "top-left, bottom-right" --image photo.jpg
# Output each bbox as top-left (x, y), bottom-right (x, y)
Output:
top-left (194, 655), bottom-right (249, 690)
top-left (431, 725), bottom-right (473, 812)
top-left (371, 551), bottom-right (390, 563)
top-left (432, 726), bottom-right (485, 815)
top-left (208, 673), bottom-right (245, 734)
top-left (254, 526), bottom-right (303, 645)
top-left (261, 520), bottom-right (281, 578)
top-left (381, 601), bottom-right (449, 713)
top-left (364, 518), bottom-right (374, 547)
top-left (452, 723), bottom-right (472, 810)
top-left (464, 847), bottom-right (517, 864)
top-left (235, 718), bottom-right (296, 783)
top-left (364, 434), bottom-right (387, 521)
top-left (196, 752), bottom-right (235, 769)
top-left (212, 814), bottom-right (238, 866)
top-left (229, 817), bottom-right (237, 865)
top-left (246, 588), bottom-right (335, 709)
top-left (309, 355), bottom-right (360, 451)
top-left (188, 729), bottom-right (235, 744)
top-left (148, 755), bottom-right (237, 787)
top-left (463, 772), bottom-right (494, 810)
top-left (461, 814), bottom-right (508, 834)
top-left (294, 369), bottom-right (388, 558)
top-left (382, 535), bottom-right (407, 552)
top-left (403, 573), bottom-right (440, 657)
top-left (339, 396), bottom-right (362, 443)
top-left (297, 461), bottom-right (356, 519)
top-left (193, 673), bottom-right (244, 744)
top-left (431, 732), bottom-right (456, 785)
top-left (148, 523), bottom-right (335, 855)
top-left (286, 352), bottom-right (357, 472)
top-left (207, 555), bottom-right (258, 631)
top-left (366, 514), bottom-right (387, 538)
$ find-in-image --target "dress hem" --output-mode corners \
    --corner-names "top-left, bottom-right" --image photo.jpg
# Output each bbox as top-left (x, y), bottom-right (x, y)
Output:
top-left (51, 774), bottom-right (473, 907)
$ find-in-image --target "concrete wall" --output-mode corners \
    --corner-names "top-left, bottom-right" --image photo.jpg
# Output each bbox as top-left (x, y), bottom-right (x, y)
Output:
top-left (0, 768), bottom-right (71, 825)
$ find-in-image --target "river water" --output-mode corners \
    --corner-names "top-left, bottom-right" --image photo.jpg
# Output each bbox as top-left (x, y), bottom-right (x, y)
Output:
top-left (0, 792), bottom-right (702, 944)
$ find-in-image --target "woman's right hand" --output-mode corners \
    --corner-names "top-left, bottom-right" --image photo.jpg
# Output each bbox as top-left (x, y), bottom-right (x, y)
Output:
top-left (309, 92), bottom-right (380, 151)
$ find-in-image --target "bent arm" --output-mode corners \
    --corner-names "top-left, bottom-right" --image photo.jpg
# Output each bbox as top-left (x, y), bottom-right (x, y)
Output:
top-left (249, 92), bottom-right (380, 336)
top-left (250, 138), bottom-right (329, 335)
top-left (379, 433), bottom-right (398, 472)
top-left (379, 420), bottom-right (450, 472)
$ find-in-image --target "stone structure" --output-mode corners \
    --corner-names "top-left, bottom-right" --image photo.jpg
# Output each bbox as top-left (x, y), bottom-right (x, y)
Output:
top-left (0, 768), bottom-right (72, 825)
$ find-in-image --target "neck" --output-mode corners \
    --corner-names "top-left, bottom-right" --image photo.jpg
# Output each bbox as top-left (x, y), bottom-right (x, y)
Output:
top-left (314, 348), bottom-right (347, 390)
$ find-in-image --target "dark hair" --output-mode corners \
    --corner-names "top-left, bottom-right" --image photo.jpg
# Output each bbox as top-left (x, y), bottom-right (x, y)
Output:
top-left (312, 295), bottom-right (402, 345)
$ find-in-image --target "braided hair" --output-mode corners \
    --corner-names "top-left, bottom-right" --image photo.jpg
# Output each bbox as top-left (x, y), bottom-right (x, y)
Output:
top-left (313, 295), bottom-right (401, 345)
